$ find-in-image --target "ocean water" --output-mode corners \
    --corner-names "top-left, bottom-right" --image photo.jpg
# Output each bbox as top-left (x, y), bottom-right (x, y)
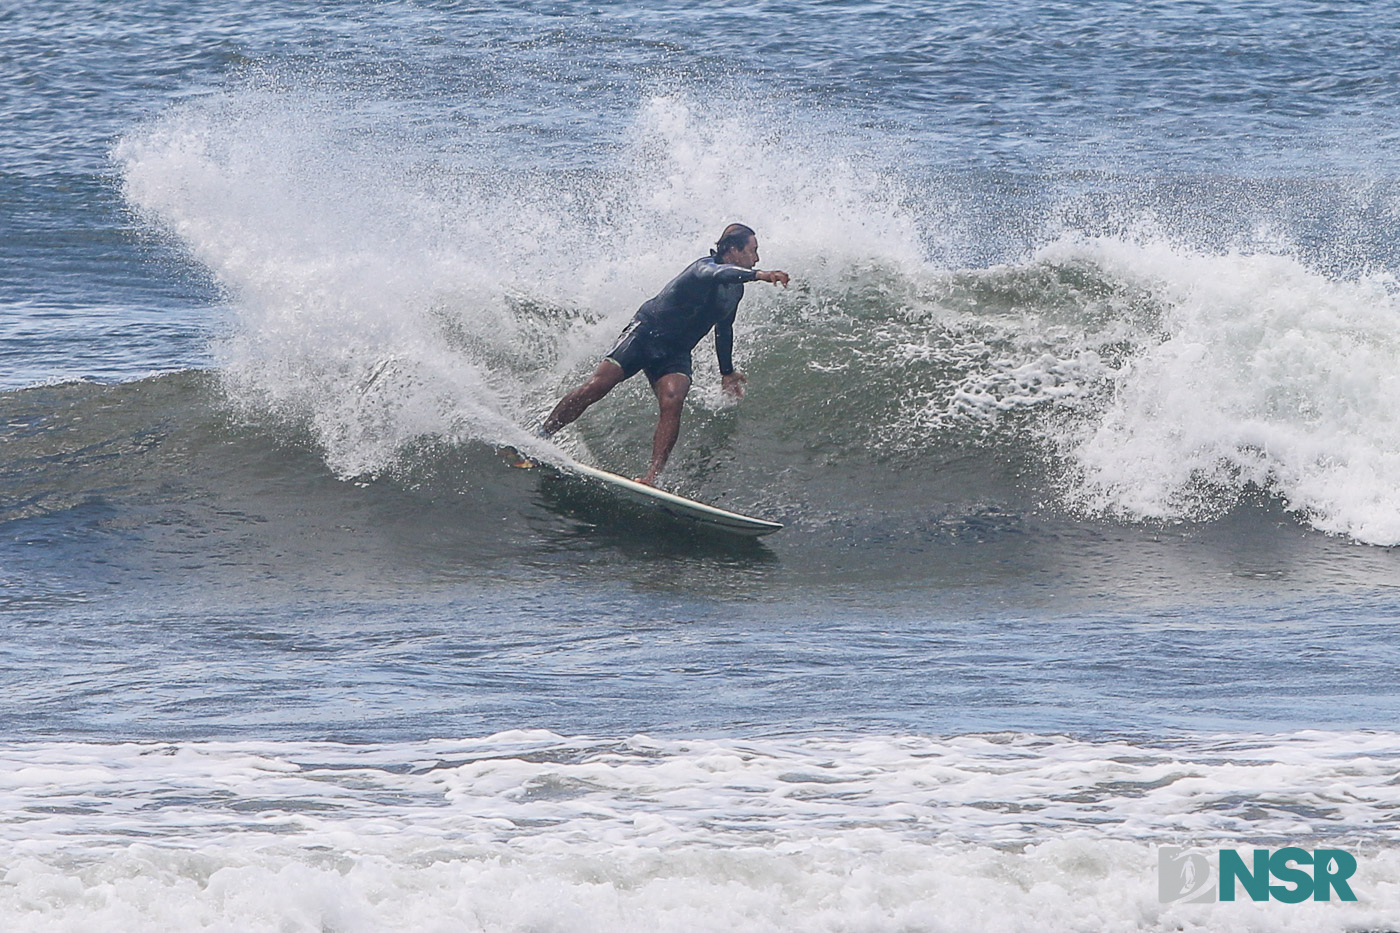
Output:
top-left (5, 0), bottom-right (1400, 929)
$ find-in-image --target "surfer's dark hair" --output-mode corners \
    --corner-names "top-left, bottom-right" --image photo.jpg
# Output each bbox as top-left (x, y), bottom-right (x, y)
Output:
top-left (711, 223), bottom-right (756, 260)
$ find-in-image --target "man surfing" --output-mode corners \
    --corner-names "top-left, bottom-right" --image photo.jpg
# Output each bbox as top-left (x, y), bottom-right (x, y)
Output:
top-left (539, 223), bottom-right (790, 486)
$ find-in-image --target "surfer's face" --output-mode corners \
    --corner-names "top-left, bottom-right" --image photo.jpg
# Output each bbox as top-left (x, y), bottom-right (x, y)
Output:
top-left (728, 236), bottom-right (760, 268)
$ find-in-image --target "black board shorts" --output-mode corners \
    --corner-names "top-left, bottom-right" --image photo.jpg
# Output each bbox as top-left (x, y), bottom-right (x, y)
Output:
top-left (604, 322), bottom-right (693, 384)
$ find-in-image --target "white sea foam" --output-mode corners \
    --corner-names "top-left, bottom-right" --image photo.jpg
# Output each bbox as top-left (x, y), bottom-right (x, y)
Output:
top-left (1, 731), bottom-right (1398, 931)
top-left (1028, 235), bottom-right (1400, 544)
top-left (115, 87), bottom-right (920, 477)
top-left (870, 230), bottom-right (1400, 545)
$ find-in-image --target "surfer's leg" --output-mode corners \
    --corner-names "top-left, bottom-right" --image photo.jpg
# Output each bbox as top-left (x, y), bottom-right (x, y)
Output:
top-left (639, 372), bottom-right (691, 486)
top-left (541, 359), bottom-right (628, 436)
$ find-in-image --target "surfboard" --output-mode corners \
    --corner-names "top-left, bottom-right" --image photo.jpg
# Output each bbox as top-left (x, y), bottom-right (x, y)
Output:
top-left (557, 460), bottom-right (783, 537)
top-left (501, 446), bottom-right (781, 536)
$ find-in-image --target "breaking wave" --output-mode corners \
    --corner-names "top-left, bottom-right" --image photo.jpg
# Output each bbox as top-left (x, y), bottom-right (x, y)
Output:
top-left (112, 83), bottom-right (1400, 544)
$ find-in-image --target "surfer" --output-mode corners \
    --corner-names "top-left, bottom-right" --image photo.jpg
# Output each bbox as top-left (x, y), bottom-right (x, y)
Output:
top-left (539, 223), bottom-right (790, 486)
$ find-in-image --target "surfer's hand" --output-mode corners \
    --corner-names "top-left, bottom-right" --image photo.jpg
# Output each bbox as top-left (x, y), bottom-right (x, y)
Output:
top-left (722, 371), bottom-right (747, 399)
top-left (756, 270), bottom-right (790, 287)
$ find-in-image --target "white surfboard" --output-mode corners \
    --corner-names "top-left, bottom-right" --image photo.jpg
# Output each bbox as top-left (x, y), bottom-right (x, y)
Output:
top-left (558, 460), bottom-right (783, 537)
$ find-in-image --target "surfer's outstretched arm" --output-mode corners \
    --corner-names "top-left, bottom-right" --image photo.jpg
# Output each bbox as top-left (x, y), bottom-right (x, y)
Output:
top-left (712, 269), bottom-right (785, 400)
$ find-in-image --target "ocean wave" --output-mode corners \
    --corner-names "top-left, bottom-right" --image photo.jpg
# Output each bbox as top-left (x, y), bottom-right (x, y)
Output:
top-left (114, 87), bottom-right (921, 478)
top-left (108, 85), bottom-right (1400, 545)
top-left (1033, 236), bottom-right (1400, 545)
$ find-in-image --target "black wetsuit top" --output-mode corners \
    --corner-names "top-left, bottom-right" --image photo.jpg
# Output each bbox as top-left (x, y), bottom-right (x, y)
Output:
top-left (623, 255), bottom-right (758, 376)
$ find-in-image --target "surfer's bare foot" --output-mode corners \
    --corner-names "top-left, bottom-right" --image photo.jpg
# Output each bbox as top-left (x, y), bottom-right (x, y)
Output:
top-left (497, 446), bottom-right (536, 469)
top-left (634, 474), bottom-right (658, 487)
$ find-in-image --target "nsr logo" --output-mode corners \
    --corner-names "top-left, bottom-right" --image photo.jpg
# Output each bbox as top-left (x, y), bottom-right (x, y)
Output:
top-left (1159, 847), bottom-right (1358, 904)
